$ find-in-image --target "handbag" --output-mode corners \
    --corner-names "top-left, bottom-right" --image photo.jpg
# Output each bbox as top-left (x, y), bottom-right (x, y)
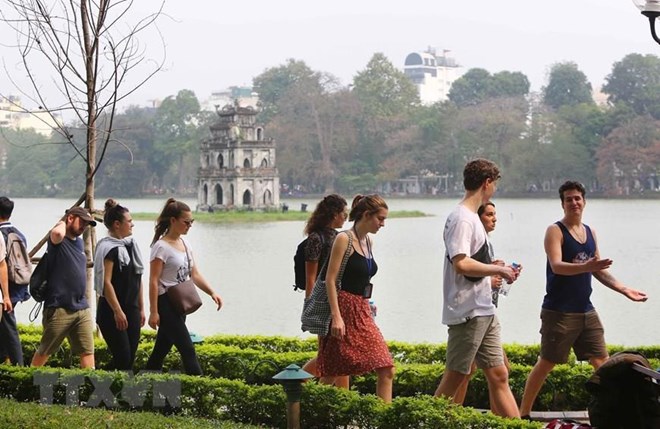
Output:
top-left (167, 241), bottom-right (202, 315)
top-left (301, 232), bottom-right (353, 335)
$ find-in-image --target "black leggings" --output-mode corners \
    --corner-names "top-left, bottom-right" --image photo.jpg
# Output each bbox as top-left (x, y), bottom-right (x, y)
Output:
top-left (97, 298), bottom-right (141, 370)
top-left (145, 294), bottom-right (202, 375)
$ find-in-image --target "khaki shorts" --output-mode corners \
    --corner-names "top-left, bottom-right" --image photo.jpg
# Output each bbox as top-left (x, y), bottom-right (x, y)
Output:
top-left (37, 307), bottom-right (95, 356)
top-left (446, 315), bottom-right (504, 374)
top-left (540, 308), bottom-right (607, 364)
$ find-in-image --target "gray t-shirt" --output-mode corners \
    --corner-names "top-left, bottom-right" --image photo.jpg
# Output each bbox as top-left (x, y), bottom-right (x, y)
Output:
top-left (150, 238), bottom-right (194, 295)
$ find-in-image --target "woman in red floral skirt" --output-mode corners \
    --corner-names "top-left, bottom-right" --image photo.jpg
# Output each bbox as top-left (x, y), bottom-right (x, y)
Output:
top-left (317, 194), bottom-right (395, 403)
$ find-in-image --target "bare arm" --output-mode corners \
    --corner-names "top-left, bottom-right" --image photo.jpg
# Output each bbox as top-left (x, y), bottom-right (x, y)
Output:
top-left (544, 224), bottom-right (612, 275)
top-left (453, 254), bottom-right (517, 283)
top-left (148, 258), bottom-right (164, 329)
top-left (0, 260), bottom-right (11, 313)
top-left (304, 260), bottom-right (318, 298)
top-left (589, 230), bottom-right (648, 301)
top-left (102, 259), bottom-right (128, 331)
top-left (50, 220), bottom-right (66, 245)
top-left (191, 262), bottom-right (223, 310)
top-left (326, 232), bottom-right (349, 337)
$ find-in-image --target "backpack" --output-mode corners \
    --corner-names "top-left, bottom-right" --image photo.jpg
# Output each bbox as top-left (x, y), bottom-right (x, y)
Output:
top-left (29, 252), bottom-right (48, 303)
top-left (0, 226), bottom-right (32, 287)
top-left (293, 235), bottom-right (325, 291)
top-left (586, 351), bottom-right (660, 429)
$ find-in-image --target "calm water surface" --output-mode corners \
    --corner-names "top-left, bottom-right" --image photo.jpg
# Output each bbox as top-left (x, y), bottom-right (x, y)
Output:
top-left (10, 197), bottom-right (660, 347)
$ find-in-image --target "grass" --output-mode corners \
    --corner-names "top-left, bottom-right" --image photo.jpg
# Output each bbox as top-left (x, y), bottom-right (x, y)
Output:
top-left (0, 397), bottom-right (262, 429)
top-left (132, 209), bottom-right (429, 223)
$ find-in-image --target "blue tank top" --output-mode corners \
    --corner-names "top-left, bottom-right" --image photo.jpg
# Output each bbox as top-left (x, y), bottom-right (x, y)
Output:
top-left (542, 221), bottom-right (595, 313)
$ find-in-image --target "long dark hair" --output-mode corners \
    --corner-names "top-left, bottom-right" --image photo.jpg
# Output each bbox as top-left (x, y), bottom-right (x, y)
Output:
top-left (349, 194), bottom-right (388, 222)
top-left (103, 198), bottom-right (129, 230)
top-left (151, 198), bottom-right (191, 246)
top-left (304, 194), bottom-right (347, 235)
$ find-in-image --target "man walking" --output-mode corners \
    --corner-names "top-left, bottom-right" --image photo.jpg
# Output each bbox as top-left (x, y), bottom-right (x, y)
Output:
top-left (32, 207), bottom-right (97, 368)
top-left (435, 159), bottom-right (521, 418)
top-left (519, 181), bottom-right (648, 418)
top-left (0, 197), bottom-right (29, 365)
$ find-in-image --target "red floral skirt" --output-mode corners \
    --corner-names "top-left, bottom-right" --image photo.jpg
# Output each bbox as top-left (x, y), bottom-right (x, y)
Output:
top-left (317, 290), bottom-right (393, 376)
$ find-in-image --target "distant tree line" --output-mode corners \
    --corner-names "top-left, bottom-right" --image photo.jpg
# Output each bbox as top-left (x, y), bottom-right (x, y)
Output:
top-left (1, 53), bottom-right (658, 198)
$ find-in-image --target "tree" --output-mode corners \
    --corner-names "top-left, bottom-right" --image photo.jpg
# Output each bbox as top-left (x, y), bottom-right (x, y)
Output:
top-left (596, 116), bottom-right (660, 195)
top-left (542, 62), bottom-right (593, 109)
top-left (0, 0), bottom-right (163, 292)
top-left (152, 89), bottom-right (206, 192)
top-left (351, 53), bottom-right (419, 177)
top-left (602, 53), bottom-right (660, 119)
top-left (252, 59), bottom-right (319, 123)
top-left (448, 69), bottom-right (529, 107)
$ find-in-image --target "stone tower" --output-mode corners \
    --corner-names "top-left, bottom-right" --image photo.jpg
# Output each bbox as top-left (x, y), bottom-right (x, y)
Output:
top-left (197, 102), bottom-right (279, 210)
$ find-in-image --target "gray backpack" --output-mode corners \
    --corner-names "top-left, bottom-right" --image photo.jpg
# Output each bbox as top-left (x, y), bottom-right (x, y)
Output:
top-left (0, 226), bottom-right (32, 287)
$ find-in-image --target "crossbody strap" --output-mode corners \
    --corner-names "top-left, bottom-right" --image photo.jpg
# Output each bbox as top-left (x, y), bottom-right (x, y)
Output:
top-left (335, 231), bottom-right (353, 290)
top-left (180, 239), bottom-right (192, 280)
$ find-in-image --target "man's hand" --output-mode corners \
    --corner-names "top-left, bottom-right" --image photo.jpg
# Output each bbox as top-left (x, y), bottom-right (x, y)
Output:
top-left (584, 257), bottom-right (613, 272)
top-left (622, 287), bottom-right (648, 302)
top-left (2, 297), bottom-right (12, 313)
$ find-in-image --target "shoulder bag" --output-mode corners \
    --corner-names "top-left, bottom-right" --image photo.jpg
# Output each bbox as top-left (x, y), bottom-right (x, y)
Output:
top-left (301, 231), bottom-right (353, 335)
top-left (167, 240), bottom-right (202, 315)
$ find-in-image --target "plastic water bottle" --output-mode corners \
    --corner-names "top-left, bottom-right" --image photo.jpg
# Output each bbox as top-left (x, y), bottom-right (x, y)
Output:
top-left (369, 300), bottom-right (377, 318)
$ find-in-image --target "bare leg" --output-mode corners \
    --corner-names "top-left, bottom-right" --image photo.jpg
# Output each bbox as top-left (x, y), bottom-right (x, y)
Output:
top-left (435, 368), bottom-right (470, 403)
top-left (333, 375), bottom-right (349, 389)
top-left (490, 348), bottom-right (510, 415)
top-left (31, 352), bottom-right (49, 367)
top-left (375, 366), bottom-right (395, 403)
top-left (80, 353), bottom-right (95, 369)
top-left (453, 361), bottom-right (478, 405)
top-left (519, 358), bottom-right (555, 416)
top-left (589, 356), bottom-right (607, 370)
top-left (483, 364), bottom-right (519, 418)
top-left (302, 356), bottom-right (319, 377)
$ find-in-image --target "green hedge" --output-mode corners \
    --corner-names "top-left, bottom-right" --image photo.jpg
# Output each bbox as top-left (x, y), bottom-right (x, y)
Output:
top-left (0, 366), bottom-right (541, 429)
top-left (13, 326), bottom-right (660, 412)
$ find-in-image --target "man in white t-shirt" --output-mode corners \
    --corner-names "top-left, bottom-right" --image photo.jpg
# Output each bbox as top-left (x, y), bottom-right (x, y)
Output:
top-left (434, 158), bottom-right (521, 418)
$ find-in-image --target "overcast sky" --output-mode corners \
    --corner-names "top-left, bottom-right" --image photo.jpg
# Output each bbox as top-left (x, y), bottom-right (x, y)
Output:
top-left (1, 0), bottom-right (658, 109)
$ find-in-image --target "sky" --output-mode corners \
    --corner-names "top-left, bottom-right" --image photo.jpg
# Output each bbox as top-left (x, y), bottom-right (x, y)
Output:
top-left (1, 0), bottom-right (658, 110)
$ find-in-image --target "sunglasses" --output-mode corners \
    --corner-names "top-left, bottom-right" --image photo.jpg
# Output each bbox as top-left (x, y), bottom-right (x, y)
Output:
top-left (181, 218), bottom-right (195, 227)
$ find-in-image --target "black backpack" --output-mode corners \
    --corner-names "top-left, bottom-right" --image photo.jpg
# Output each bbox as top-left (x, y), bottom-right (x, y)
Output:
top-left (293, 235), bottom-right (324, 291)
top-left (586, 351), bottom-right (660, 429)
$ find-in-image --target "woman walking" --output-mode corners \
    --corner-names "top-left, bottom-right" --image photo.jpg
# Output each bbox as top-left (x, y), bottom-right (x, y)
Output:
top-left (301, 194), bottom-right (349, 387)
top-left (146, 198), bottom-right (223, 375)
top-left (95, 199), bottom-right (144, 370)
top-left (317, 194), bottom-right (395, 402)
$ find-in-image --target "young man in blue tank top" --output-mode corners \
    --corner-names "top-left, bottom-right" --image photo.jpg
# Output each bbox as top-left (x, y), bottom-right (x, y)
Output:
top-left (519, 181), bottom-right (648, 419)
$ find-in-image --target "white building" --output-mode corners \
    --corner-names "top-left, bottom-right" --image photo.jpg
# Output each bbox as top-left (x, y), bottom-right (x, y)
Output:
top-left (0, 95), bottom-right (61, 136)
top-left (200, 86), bottom-right (259, 113)
top-left (403, 48), bottom-right (463, 105)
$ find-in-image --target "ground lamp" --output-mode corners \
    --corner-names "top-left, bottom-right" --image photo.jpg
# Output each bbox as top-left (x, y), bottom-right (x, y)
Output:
top-left (272, 364), bottom-right (313, 429)
top-left (633, 0), bottom-right (660, 45)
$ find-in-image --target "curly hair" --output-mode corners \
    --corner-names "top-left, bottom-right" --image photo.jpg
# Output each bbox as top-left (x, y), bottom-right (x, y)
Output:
top-left (558, 180), bottom-right (586, 202)
top-left (349, 194), bottom-right (388, 222)
top-left (304, 194), bottom-right (347, 235)
top-left (463, 159), bottom-right (500, 191)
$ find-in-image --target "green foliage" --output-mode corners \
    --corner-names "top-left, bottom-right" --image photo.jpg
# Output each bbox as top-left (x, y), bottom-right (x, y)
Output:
top-left (448, 68), bottom-right (529, 107)
top-left (542, 62), bottom-right (594, 109)
top-left (0, 366), bottom-right (542, 429)
top-left (0, 397), bottom-right (256, 429)
top-left (603, 53), bottom-right (660, 119)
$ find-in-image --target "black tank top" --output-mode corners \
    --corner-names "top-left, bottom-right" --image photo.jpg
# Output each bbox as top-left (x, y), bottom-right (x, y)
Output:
top-left (341, 251), bottom-right (378, 296)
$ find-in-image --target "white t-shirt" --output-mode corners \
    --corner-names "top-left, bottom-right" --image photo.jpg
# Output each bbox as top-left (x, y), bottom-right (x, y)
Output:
top-left (442, 204), bottom-right (495, 325)
top-left (0, 235), bottom-right (6, 260)
top-left (150, 238), bottom-right (195, 295)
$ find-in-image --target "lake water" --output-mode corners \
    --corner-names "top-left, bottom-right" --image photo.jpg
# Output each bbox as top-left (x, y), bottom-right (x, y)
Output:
top-left (9, 197), bottom-right (660, 347)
